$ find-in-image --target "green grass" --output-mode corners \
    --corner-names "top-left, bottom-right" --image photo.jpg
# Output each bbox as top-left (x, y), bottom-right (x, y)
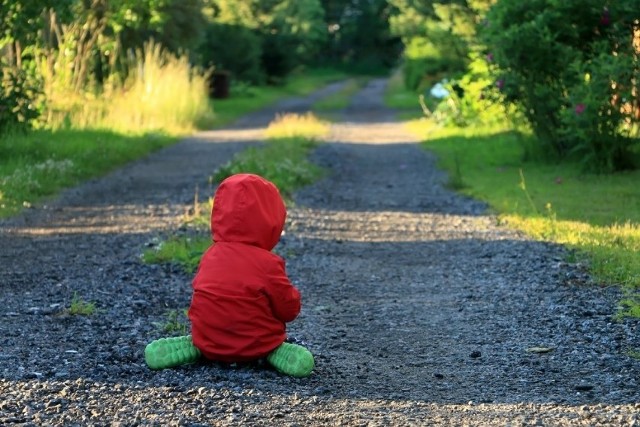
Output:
top-left (152, 308), bottom-right (190, 335)
top-left (0, 129), bottom-right (174, 217)
top-left (142, 113), bottom-right (329, 273)
top-left (212, 113), bottom-right (329, 200)
top-left (407, 119), bottom-right (640, 317)
top-left (0, 68), bottom-right (347, 219)
top-left (384, 68), bottom-right (426, 120)
top-left (67, 292), bottom-right (96, 316)
top-left (312, 78), bottom-right (368, 111)
top-left (142, 235), bottom-right (211, 273)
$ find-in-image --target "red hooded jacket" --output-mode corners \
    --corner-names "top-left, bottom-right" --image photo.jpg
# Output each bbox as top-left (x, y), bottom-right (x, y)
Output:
top-left (188, 174), bottom-right (301, 362)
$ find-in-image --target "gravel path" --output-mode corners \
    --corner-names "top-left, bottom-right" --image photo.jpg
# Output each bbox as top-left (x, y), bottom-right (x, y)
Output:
top-left (1, 79), bottom-right (639, 426)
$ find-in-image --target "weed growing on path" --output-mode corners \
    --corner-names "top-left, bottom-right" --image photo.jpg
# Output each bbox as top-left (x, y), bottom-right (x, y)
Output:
top-left (143, 113), bottom-right (328, 273)
top-left (214, 113), bottom-right (328, 199)
top-left (627, 349), bottom-right (640, 360)
top-left (67, 293), bottom-right (96, 316)
top-left (153, 309), bottom-right (190, 336)
top-left (142, 236), bottom-right (210, 274)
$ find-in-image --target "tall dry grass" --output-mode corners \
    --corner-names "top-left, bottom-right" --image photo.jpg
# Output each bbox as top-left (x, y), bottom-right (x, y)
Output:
top-left (41, 41), bottom-right (213, 134)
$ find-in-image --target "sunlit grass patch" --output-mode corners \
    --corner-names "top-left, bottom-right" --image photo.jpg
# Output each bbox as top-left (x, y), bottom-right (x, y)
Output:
top-left (409, 118), bottom-right (640, 317)
top-left (214, 113), bottom-right (327, 199)
top-left (212, 139), bottom-right (323, 201)
top-left (264, 112), bottom-right (329, 140)
top-left (503, 215), bottom-right (640, 284)
top-left (0, 129), bottom-right (174, 218)
top-left (44, 41), bottom-right (213, 135)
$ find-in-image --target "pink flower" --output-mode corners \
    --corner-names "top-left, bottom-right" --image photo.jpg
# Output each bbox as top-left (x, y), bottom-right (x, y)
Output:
top-left (574, 103), bottom-right (586, 115)
top-left (600, 8), bottom-right (610, 26)
top-left (495, 79), bottom-right (505, 90)
top-left (486, 53), bottom-right (494, 62)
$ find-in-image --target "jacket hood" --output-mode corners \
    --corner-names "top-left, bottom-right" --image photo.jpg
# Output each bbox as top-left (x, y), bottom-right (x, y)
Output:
top-left (212, 174), bottom-right (286, 250)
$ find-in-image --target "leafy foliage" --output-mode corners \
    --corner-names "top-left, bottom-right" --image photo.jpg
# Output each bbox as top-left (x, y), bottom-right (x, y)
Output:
top-left (213, 113), bottom-right (327, 199)
top-left (0, 61), bottom-right (43, 131)
top-left (389, 0), bottom-right (484, 91)
top-left (482, 0), bottom-right (640, 172)
top-left (198, 23), bottom-right (264, 84)
top-left (322, 0), bottom-right (402, 71)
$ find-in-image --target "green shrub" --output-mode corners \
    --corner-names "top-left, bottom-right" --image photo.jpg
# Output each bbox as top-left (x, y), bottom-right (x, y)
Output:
top-left (482, 0), bottom-right (640, 172)
top-left (402, 36), bottom-right (466, 92)
top-left (198, 23), bottom-right (264, 85)
top-left (0, 61), bottom-right (43, 131)
top-left (260, 33), bottom-right (298, 84)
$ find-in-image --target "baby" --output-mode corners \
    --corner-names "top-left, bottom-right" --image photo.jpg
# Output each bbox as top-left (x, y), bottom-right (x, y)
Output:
top-left (145, 174), bottom-right (314, 377)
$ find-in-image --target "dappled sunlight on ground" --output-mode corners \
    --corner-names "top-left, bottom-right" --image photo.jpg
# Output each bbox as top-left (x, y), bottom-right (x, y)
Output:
top-left (287, 207), bottom-right (513, 243)
top-left (3, 204), bottom-right (185, 236)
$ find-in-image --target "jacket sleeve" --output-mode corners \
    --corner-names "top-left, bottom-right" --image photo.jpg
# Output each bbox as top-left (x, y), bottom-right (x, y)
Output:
top-left (265, 258), bottom-right (301, 323)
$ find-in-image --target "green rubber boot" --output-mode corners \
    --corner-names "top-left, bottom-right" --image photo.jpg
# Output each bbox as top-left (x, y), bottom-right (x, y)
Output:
top-left (145, 335), bottom-right (201, 370)
top-left (267, 342), bottom-right (315, 378)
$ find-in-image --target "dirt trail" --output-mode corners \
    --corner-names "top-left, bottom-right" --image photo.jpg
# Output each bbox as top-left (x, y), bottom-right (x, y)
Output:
top-left (1, 79), bottom-right (639, 426)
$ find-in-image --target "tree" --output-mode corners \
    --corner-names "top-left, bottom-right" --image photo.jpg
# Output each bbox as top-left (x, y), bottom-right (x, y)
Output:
top-left (270, 0), bottom-right (327, 63)
top-left (320, 0), bottom-right (402, 70)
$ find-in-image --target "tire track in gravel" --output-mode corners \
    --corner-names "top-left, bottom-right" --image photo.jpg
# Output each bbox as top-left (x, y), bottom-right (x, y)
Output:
top-left (1, 78), bottom-right (639, 426)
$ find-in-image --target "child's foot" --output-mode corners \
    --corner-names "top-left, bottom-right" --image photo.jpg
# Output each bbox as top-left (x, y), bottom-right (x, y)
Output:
top-left (267, 342), bottom-right (314, 378)
top-left (144, 335), bottom-right (201, 370)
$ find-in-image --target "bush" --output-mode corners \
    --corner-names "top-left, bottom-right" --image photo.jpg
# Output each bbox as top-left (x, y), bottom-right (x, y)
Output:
top-left (483, 0), bottom-right (640, 172)
top-left (427, 55), bottom-right (512, 128)
top-left (260, 33), bottom-right (298, 84)
top-left (197, 23), bottom-right (264, 85)
top-left (0, 61), bottom-right (43, 131)
top-left (402, 36), bottom-right (467, 92)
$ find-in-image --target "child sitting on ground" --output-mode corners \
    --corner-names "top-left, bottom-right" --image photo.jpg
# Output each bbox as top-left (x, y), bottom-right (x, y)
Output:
top-left (144, 173), bottom-right (314, 378)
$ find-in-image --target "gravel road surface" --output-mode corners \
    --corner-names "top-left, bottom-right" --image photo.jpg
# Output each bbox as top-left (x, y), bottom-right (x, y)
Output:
top-left (1, 79), bottom-right (638, 426)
